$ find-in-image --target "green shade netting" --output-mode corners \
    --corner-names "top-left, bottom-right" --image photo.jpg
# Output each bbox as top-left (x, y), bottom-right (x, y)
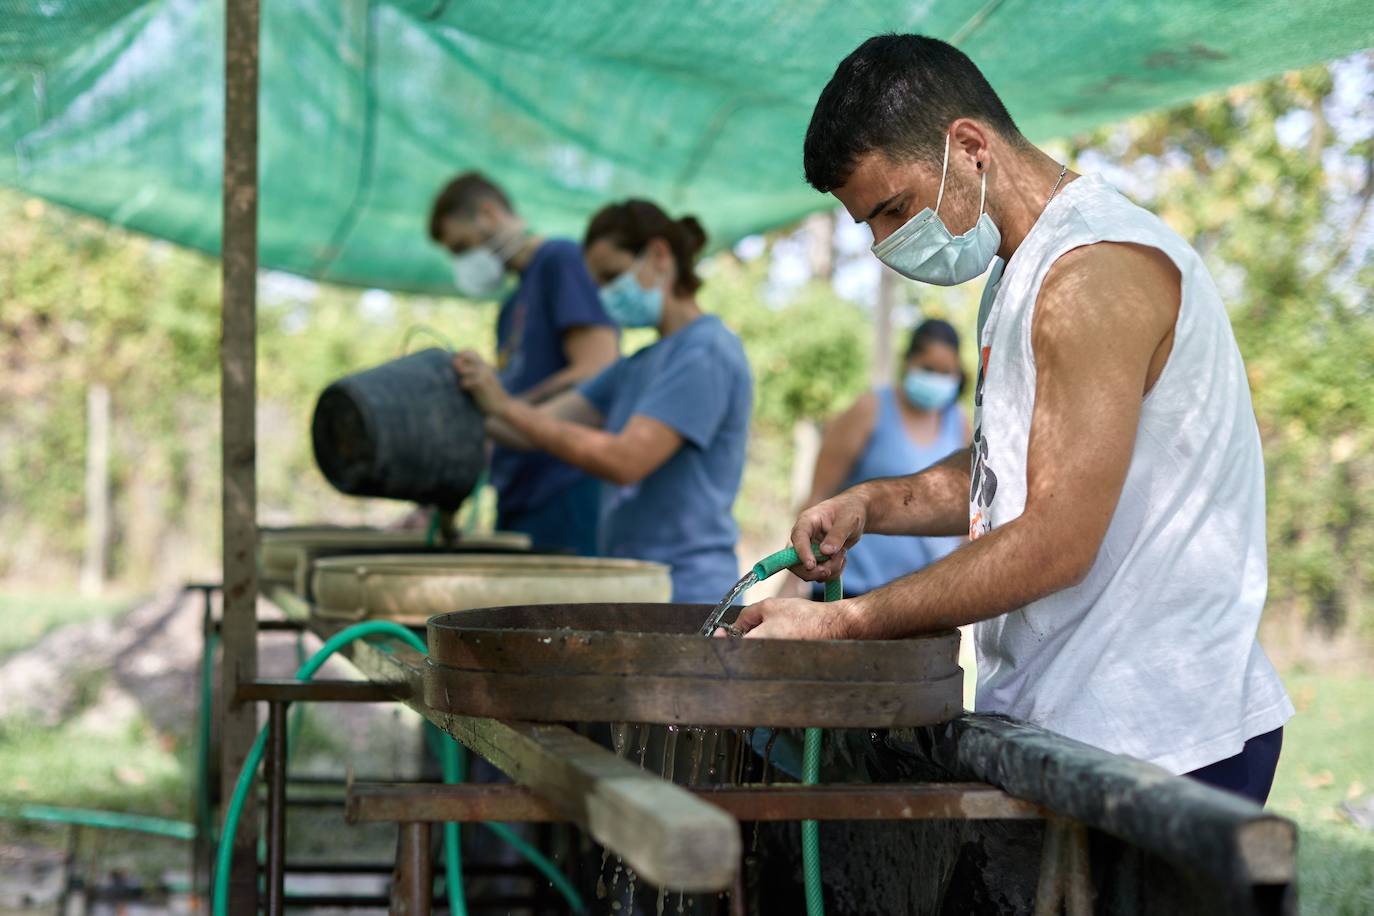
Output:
top-left (2, 0), bottom-right (1371, 293)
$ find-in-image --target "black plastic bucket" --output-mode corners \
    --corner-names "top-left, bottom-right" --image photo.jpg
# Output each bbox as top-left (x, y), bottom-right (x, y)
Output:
top-left (311, 348), bottom-right (485, 510)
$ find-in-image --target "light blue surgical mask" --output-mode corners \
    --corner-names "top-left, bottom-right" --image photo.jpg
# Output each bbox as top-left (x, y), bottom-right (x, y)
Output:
top-left (871, 134), bottom-right (1001, 286)
top-left (599, 266), bottom-right (663, 328)
top-left (902, 369), bottom-right (960, 411)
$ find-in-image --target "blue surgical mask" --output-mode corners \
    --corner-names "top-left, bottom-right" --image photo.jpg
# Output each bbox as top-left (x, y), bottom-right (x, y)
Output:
top-left (871, 134), bottom-right (1001, 286)
top-left (599, 267), bottom-right (663, 328)
top-left (902, 369), bottom-right (960, 411)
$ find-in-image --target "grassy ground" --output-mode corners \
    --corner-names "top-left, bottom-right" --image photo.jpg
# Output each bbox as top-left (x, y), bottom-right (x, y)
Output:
top-left (0, 589), bottom-right (184, 816)
top-left (1267, 670), bottom-right (1374, 916)
top-left (0, 589), bottom-right (131, 659)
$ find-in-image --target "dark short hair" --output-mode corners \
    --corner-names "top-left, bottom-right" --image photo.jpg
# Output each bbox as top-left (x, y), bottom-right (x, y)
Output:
top-left (905, 318), bottom-right (967, 395)
top-left (803, 34), bottom-right (1025, 193)
top-left (584, 199), bottom-right (708, 296)
top-left (428, 172), bottom-right (512, 242)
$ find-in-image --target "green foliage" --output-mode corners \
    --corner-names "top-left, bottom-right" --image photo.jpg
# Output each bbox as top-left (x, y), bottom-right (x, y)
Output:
top-left (702, 256), bottom-right (870, 433)
top-left (1069, 59), bottom-right (1374, 635)
top-left (0, 191), bottom-right (501, 582)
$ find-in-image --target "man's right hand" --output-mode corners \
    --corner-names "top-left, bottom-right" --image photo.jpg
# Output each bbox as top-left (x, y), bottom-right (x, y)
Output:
top-left (788, 489), bottom-right (868, 582)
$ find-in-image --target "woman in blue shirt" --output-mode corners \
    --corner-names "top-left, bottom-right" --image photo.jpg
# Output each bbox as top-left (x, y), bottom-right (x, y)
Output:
top-left (455, 199), bottom-right (753, 602)
top-left (785, 319), bottom-right (970, 598)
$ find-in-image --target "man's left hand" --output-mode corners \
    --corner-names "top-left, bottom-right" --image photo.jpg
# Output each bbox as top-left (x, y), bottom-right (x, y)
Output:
top-left (454, 350), bottom-right (512, 416)
top-left (724, 596), bottom-right (856, 640)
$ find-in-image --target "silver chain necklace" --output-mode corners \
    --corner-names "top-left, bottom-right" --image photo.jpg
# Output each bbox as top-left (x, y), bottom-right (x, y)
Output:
top-left (1046, 163), bottom-right (1069, 206)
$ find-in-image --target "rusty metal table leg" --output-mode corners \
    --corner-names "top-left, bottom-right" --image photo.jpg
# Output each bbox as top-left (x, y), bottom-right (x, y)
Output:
top-left (265, 701), bottom-right (288, 916)
top-left (391, 822), bottom-right (433, 916)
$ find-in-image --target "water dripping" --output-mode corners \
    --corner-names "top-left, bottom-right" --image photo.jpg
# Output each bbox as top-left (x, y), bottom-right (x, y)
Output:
top-left (687, 727), bottom-right (706, 786)
top-left (752, 731), bottom-right (781, 856)
top-left (635, 722), bottom-right (651, 769)
top-left (700, 727), bottom-right (720, 782)
top-left (662, 724), bottom-right (681, 783)
top-left (698, 570), bottom-right (758, 635)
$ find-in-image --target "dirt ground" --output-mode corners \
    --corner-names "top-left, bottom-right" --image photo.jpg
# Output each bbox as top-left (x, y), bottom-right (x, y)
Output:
top-left (0, 588), bottom-right (425, 913)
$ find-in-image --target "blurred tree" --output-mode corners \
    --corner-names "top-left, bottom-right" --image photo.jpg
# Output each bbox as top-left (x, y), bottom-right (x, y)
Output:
top-left (1069, 57), bottom-right (1374, 635)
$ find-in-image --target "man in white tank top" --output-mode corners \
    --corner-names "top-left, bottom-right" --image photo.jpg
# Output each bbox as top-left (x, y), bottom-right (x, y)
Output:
top-left (732, 35), bottom-right (1292, 801)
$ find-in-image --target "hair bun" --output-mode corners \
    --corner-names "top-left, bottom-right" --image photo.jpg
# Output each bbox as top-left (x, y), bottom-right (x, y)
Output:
top-left (677, 215), bottom-right (707, 258)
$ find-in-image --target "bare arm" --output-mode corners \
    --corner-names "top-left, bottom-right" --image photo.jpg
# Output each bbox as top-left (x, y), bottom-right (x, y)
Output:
top-left (494, 399), bottom-right (682, 486)
top-left (738, 242), bottom-right (1181, 639)
top-left (806, 392), bottom-right (878, 504)
top-left (519, 325), bottom-right (619, 404)
top-left (483, 388), bottom-right (603, 449)
top-left (456, 350), bottom-right (682, 487)
top-left (780, 393), bottom-right (879, 596)
top-left (786, 446), bottom-right (973, 581)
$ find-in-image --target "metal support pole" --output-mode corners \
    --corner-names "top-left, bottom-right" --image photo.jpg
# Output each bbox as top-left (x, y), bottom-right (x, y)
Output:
top-left (266, 701), bottom-right (289, 916)
top-left (190, 583), bottom-right (219, 900)
top-left (391, 822), bottom-right (433, 916)
top-left (220, 0), bottom-right (261, 909)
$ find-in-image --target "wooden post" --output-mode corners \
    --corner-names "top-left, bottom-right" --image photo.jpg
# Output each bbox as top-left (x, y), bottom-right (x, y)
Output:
top-left (220, 0), bottom-right (260, 909)
top-left (872, 266), bottom-right (898, 386)
top-left (804, 210), bottom-right (834, 281)
top-left (789, 419), bottom-right (820, 510)
top-left (80, 384), bottom-right (111, 596)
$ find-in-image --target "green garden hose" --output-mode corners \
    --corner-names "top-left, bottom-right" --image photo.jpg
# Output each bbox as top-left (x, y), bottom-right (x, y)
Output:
top-left (423, 725), bottom-right (585, 911)
top-left (210, 619), bottom-right (585, 916)
top-left (424, 507), bottom-right (442, 547)
top-left (0, 804), bottom-right (194, 840)
top-left (737, 545), bottom-right (839, 916)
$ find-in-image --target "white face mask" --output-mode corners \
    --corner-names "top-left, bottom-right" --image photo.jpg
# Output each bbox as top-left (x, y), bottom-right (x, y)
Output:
top-left (871, 134), bottom-right (1001, 287)
top-left (450, 227), bottom-right (524, 299)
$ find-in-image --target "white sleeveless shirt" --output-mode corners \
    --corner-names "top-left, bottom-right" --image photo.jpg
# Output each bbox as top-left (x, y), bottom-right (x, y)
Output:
top-left (969, 174), bottom-right (1293, 774)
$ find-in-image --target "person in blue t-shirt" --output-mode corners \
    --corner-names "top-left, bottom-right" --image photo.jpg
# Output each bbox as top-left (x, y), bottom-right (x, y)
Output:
top-left (428, 172), bottom-right (618, 555)
top-left (454, 199), bottom-right (753, 602)
top-left (782, 319), bottom-right (971, 599)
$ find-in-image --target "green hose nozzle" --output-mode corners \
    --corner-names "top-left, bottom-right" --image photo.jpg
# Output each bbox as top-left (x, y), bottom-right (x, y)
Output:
top-left (750, 544), bottom-right (843, 603)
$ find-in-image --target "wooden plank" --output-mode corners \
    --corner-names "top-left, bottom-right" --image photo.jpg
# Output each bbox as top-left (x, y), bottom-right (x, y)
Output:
top-left (236, 679), bottom-right (403, 703)
top-left (219, 0), bottom-right (260, 909)
top-left (335, 628), bottom-right (741, 892)
top-left (347, 781), bottom-right (1045, 824)
top-left (926, 714), bottom-right (1297, 886)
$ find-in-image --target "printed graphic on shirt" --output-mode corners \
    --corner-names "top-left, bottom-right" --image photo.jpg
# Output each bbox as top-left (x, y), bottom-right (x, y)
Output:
top-left (497, 300), bottom-right (526, 378)
top-left (969, 344), bottom-right (997, 540)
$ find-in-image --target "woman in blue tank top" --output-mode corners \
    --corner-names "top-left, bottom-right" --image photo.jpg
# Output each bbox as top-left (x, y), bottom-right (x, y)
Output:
top-left (787, 319), bottom-right (970, 598)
